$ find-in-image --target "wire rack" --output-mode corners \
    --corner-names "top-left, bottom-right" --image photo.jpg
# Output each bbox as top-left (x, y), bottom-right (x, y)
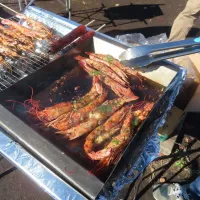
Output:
top-left (0, 15), bottom-right (57, 91)
top-left (0, 5), bottom-right (105, 92)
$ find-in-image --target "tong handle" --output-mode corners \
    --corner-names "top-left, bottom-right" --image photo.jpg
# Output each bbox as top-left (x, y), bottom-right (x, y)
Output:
top-left (153, 45), bottom-right (200, 62)
top-left (147, 37), bottom-right (200, 53)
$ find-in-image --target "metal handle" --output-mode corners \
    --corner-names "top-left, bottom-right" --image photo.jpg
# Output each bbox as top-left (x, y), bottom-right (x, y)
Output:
top-left (146, 37), bottom-right (200, 53)
top-left (152, 45), bottom-right (200, 62)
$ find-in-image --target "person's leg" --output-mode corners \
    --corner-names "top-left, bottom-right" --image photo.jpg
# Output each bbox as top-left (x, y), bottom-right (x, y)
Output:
top-left (169, 0), bottom-right (200, 41)
top-left (189, 176), bottom-right (200, 197)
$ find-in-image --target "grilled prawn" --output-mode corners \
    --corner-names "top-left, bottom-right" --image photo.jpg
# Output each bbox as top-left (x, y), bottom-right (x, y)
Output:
top-left (58, 97), bottom-right (136, 140)
top-left (78, 59), bottom-right (138, 99)
top-left (48, 83), bottom-right (108, 131)
top-left (0, 32), bottom-right (32, 52)
top-left (32, 76), bottom-right (102, 122)
top-left (0, 25), bottom-right (34, 49)
top-left (0, 32), bottom-right (17, 49)
top-left (83, 106), bottom-right (130, 158)
top-left (85, 102), bottom-right (154, 163)
top-left (1, 19), bottom-right (47, 40)
top-left (86, 52), bottom-right (141, 80)
top-left (16, 14), bottom-right (53, 39)
top-left (75, 56), bottom-right (128, 86)
top-left (86, 52), bottom-right (128, 84)
top-left (0, 44), bottom-right (19, 57)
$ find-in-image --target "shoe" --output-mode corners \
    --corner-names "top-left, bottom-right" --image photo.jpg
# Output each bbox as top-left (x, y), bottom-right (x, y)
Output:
top-left (152, 183), bottom-right (190, 200)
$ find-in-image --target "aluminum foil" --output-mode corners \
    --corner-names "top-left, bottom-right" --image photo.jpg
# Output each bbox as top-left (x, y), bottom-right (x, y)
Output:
top-left (0, 6), bottom-right (187, 200)
top-left (0, 128), bottom-right (86, 200)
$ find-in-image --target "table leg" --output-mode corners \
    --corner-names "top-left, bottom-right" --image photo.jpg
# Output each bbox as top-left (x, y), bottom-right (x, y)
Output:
top-left (18, 0), bottom-right (23, 11)
top-left (66, 0), bottom-right (71, 19)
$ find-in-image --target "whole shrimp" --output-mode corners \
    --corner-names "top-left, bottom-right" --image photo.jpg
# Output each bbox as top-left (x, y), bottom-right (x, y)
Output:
top-left (32, 76), bottom-right (102, 122)
top-left (86, 52), bottom-right (128, 84)
top-left (75, 56), bottom-right (128, 86)
top-left (0, 25), bottom-right (34, 49)
top-left (78, 59), bottom-right (138, 100)
top-left (47, 82), bottom-right (108, 131)
top-left (0, 32), bottom-right (17, 49)
top-left (57, 97), bottom-right (135, 140)
top-left (0, 44), bottom-right (19, 58)
top-left (83, 106), bottom-right (130, 157)
top-left (85, 102), bottom-right (154, 163)
top-left (86, 52), bottom-right (141, 81)
top-left (1, 19), bottom-right (47, 40)
top-left (0, 32), bottom-right (32, 52)
top-left (16, 14), bottom-right (53, 39)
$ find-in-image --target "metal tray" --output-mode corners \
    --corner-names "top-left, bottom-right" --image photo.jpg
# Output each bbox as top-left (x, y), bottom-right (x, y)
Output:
top-left (0, 33), bottom-right (182, 199)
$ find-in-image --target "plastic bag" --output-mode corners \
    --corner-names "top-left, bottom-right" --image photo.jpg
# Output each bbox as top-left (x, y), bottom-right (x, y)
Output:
top-left (115, 33), bottom-right (168, 46)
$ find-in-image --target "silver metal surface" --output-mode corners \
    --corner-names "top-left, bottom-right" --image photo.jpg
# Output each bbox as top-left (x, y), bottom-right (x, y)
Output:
top-left (119, 37), bottom-right (200, 67)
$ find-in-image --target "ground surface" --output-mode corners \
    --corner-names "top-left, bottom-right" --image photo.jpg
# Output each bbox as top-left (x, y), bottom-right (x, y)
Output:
top-left (0, 0), bottom-right (200, 200)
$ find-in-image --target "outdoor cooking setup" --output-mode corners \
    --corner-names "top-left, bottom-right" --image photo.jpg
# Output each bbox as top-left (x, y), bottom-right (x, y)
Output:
top-left (0, 4), bottom-right (186, 200)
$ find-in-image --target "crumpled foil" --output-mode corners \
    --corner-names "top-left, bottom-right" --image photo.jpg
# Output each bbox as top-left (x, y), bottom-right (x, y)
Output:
top-left (0, 128), bottom-right (85, 200)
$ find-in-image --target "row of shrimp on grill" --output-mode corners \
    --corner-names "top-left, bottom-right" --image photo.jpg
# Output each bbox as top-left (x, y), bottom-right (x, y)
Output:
top-left (27, 53), bottom-right (154, 166)
top-left (0, 14), bottom-right (54, 67)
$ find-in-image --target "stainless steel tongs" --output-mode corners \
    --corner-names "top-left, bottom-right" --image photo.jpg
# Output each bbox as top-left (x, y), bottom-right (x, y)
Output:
top-left (119, 37), bottom-right (200, 68)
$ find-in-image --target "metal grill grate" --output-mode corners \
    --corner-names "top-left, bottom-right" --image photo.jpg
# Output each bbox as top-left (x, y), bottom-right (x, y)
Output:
top-left (0, 8), bottom-right (104, 92)
top-left (0, 16), bottom-right (52, 91)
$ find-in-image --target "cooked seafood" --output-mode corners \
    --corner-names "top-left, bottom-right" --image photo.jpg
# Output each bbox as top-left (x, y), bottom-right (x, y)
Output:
top-left (83, 106), bottom-right (130, 154)
top-left (1, 19), bottom-right (47, 40)
top-left (16, 14), bottom-right (53, 39)
top-left (0, 44), bottom-right (19, 57)
top-left (0, 56), bottom-right (3, 62)
top-left (47, 83), bottom-right (108, 130)
top-left (75, 56), bottom-right (128, 86)
top-left (0, 32), bottom-right (17, 49)
top-left (31, 76), bottom-right (102, 122)
top-left (86, 52), bottom-right (129, 83)
top-left (85, 102), bottom-right (154, 162)
top-left (78, 59), bottom-right (138, 99)
top-left (86, 52), bottom-right (142, 81)
top-left (0, 25), bottom-right (34, 48)
top-left (0, 32), bottom-right (33, 52)
top-left (57, 97), bottom-right (135, 140)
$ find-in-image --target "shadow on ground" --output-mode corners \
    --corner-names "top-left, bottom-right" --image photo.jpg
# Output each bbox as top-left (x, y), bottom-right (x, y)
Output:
top-left (118, 113), bottom-right (200, 200)
top-left (72, 3), bottom-right (164, 27)
top-left (105, 26), bottom-right (200, 38)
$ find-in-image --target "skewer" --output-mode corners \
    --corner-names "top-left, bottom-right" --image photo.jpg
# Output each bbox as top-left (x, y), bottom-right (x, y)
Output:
top-left (85, 20), bottom-right (96, 26)
top-left (95, 24), bottom-right (106, 32)
top-left (0, 3), bottom-right (19, 14)
top-left (41, 19), bottom-right (96, 51)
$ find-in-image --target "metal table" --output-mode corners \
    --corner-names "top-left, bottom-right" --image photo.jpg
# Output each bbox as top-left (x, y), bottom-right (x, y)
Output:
top-left (18, 0), bottom-right (71, 19)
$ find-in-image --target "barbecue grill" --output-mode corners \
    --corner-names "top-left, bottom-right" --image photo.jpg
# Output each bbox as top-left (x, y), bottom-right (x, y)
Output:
top-left (0, 5), bottom-right (186, 200)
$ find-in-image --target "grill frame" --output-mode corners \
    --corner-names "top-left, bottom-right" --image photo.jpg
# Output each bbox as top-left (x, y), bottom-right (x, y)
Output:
top-left (0, 6), bottom-right (186, 200)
